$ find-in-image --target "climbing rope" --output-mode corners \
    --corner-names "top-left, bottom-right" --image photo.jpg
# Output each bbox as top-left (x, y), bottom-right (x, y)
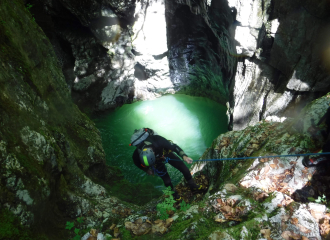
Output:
top-left (151, 157), bottom-right (171, 176)
top-left (149, 152), bottom-right (330, 176)
top-left (166, 152), bottom-right (330, 162)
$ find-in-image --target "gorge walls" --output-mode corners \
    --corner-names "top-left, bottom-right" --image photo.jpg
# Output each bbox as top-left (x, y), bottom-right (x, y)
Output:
top-left (28, 0), bottom-right (330, 130)
top-left (164, 0), bottom-right (236, 104)
top-left (28, 0), bottom-right (236, 113)
top-left (0, 1), bottom-right (149, 238)
top-left (2, 0), bottom-right (330, 238)
top-left (164, 0), bottom-right (330, 130)
top-left (30, 0), bottom-right (177, 113)
top-left (228, 0), bottom-right (330, 130)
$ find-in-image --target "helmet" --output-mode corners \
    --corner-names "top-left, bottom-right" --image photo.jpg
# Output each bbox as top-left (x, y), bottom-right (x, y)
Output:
top-left (139, 146), bottom-right (156, 167)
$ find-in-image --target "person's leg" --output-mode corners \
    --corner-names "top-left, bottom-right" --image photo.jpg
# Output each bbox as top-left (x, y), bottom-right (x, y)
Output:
top-left (167, 152), bottom-right (203, 191)
top-left (156, 162), bottom-right (173, 188)
top-left (156, 162), bottom-right (181, 200)
top-left (167, 152), bottom-right (192, 181)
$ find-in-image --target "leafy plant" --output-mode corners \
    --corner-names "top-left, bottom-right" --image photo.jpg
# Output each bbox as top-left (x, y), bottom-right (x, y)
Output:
top-left (157, 186), bottom-right (177, 220)
top-left (316, 194), bottom-right (327, 204)
top-left (77, 217), bottom-right (84, 224)
top-left (26, 3), bottom-right (33, 10)
top-left (65, 221), bottom-right (74, 230)
top-left (180, 200), bottom-right (191, 212)
top-left (309, 194), bottom-right (327, 205)
top-left (73, 229), bottom-right (81, 240)
top-left (25, 3), bottom-right (35, 21)
top-left (65, 217), bottom-right (85, 240)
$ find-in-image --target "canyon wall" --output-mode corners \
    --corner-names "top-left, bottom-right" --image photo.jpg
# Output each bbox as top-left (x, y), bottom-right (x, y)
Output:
top-left (29, 0), bottom-right (330, 131)
top-left (2, 0), bottom-right (330, 238)
top-left (0, 1), bottom-right (158, 238)
top-left (228, 0), bottom-right (330, 130)
top-left (30, 0), bottom-right (178, 113)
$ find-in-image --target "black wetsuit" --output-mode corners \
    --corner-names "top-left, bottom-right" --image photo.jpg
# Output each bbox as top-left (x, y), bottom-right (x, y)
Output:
top-left (132, 135), bottom-right (193, 189)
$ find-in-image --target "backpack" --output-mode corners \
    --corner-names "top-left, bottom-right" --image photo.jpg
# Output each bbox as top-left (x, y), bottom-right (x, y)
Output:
top-left (129, 128), bottom-right (158, 147)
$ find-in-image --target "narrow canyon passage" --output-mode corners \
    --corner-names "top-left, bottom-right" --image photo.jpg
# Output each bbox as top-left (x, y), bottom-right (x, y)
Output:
top-left (92, 94), bottom-right (228, 189)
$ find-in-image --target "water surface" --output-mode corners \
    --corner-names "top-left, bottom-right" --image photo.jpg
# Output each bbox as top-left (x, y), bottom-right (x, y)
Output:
top-left (92, 94), bottom-right (228, 190)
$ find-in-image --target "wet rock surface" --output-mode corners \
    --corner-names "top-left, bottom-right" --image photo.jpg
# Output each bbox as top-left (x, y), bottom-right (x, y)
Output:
top-left (0, 1), bottom-right (156, 238)
top-left (26, 0), bottom-right (330, 132)
top-left (187, 93), bottom-right (330, 240)
top-left (28, 0), bottom-right (176, 113)
top-left (165, 0), bottom-right (235, 104)
top-left (2, 0), bottom-right (330, 239)
top-left (229, 0), bottom-right (330, 130)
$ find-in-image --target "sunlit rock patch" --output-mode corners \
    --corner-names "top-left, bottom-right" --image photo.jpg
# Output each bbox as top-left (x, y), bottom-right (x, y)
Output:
top-left (202, 183), bottom-right (326, 239)
top-left (187, 93), bottom-right (330, 239)
top-left (230, 0), bottom-right (330, 130)
top-left (239, 156), bottom-right (314, 196)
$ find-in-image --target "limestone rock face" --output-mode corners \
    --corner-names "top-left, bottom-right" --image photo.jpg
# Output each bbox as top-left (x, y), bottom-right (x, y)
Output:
top-left (30, 0), bottom-right (330, 130)
top-left (3, 0), bottom-right (330, 237)
top-left (0, 1), bottom-right (131, 237)
top-left (193, 93), bottom-right (330, 187)
top-left (32, 0), bottom-right (176, 112)
top-left (189, 93), bottom-right (330, 240)
top-left (165, 0), bottom-right (236, 104)
top-left (31, 0), bottom-right (238, 112)
top-left (229, 0), bottom-right (330, 130)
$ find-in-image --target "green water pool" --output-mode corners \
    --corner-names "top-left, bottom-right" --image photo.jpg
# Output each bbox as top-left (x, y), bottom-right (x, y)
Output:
top-left (92, 94), bottom-right (228, 190)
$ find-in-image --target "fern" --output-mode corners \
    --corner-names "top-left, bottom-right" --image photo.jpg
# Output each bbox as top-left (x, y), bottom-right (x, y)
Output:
top-left (156, 187), bottom-right (177, 220)
top-left (180, 200), bottom-right (191, 212)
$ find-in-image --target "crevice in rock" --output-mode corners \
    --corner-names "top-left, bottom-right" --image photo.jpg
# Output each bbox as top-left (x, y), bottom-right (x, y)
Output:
top-left (259, 89), bottom-right (270, 121)
top-left (134, 62), bottom-right (148, 80)
top-left (152, 51), bottom-right (168, 60)
top-left (131, 49), bottom-right (143, 56)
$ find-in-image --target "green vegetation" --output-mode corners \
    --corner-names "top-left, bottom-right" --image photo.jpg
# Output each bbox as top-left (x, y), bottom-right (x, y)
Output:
top-left (180, 200), bottom-right (191, 212)
top-left (96, 172), bottom-right (163, 205)
top-left (65, 217), bottom-right (87, 240)
top-left (156, 187), bottom-right (177, 220)
top-left (308, 194), bottom-right (328, 206)
top-left (162, 212), bottom-right (222, 239)
top-left (156, 187), bottom-right (192, 220)
top-left (25, 3), bottom-right (33, 10)
top-left (25, 3), bottom-right (35, 21)
top-left (0, 208), bottom-right (48, 240)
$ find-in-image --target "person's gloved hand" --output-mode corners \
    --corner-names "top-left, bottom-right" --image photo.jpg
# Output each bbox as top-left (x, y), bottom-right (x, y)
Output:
top-left (183, 156), bottom-right (193, 164)
top-left (146, 168), bottom-right (154, 175)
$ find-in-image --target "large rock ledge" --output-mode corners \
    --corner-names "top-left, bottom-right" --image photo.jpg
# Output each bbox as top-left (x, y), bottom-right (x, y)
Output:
top-left (187, 92), bottom-right (330, 239)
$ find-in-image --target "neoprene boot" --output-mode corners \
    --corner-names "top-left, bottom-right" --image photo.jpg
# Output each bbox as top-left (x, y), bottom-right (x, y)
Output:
top-left (187, 178), bottom-right (203, 191)
top-left (302, 155), bottom-right (329, 167)
top-left (172, 191), bottom-right (181, 201)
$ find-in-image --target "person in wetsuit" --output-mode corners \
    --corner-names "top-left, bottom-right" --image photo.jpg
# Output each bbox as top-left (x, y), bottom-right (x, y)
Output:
top-left (131, 130), bottom-right (202, 200)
